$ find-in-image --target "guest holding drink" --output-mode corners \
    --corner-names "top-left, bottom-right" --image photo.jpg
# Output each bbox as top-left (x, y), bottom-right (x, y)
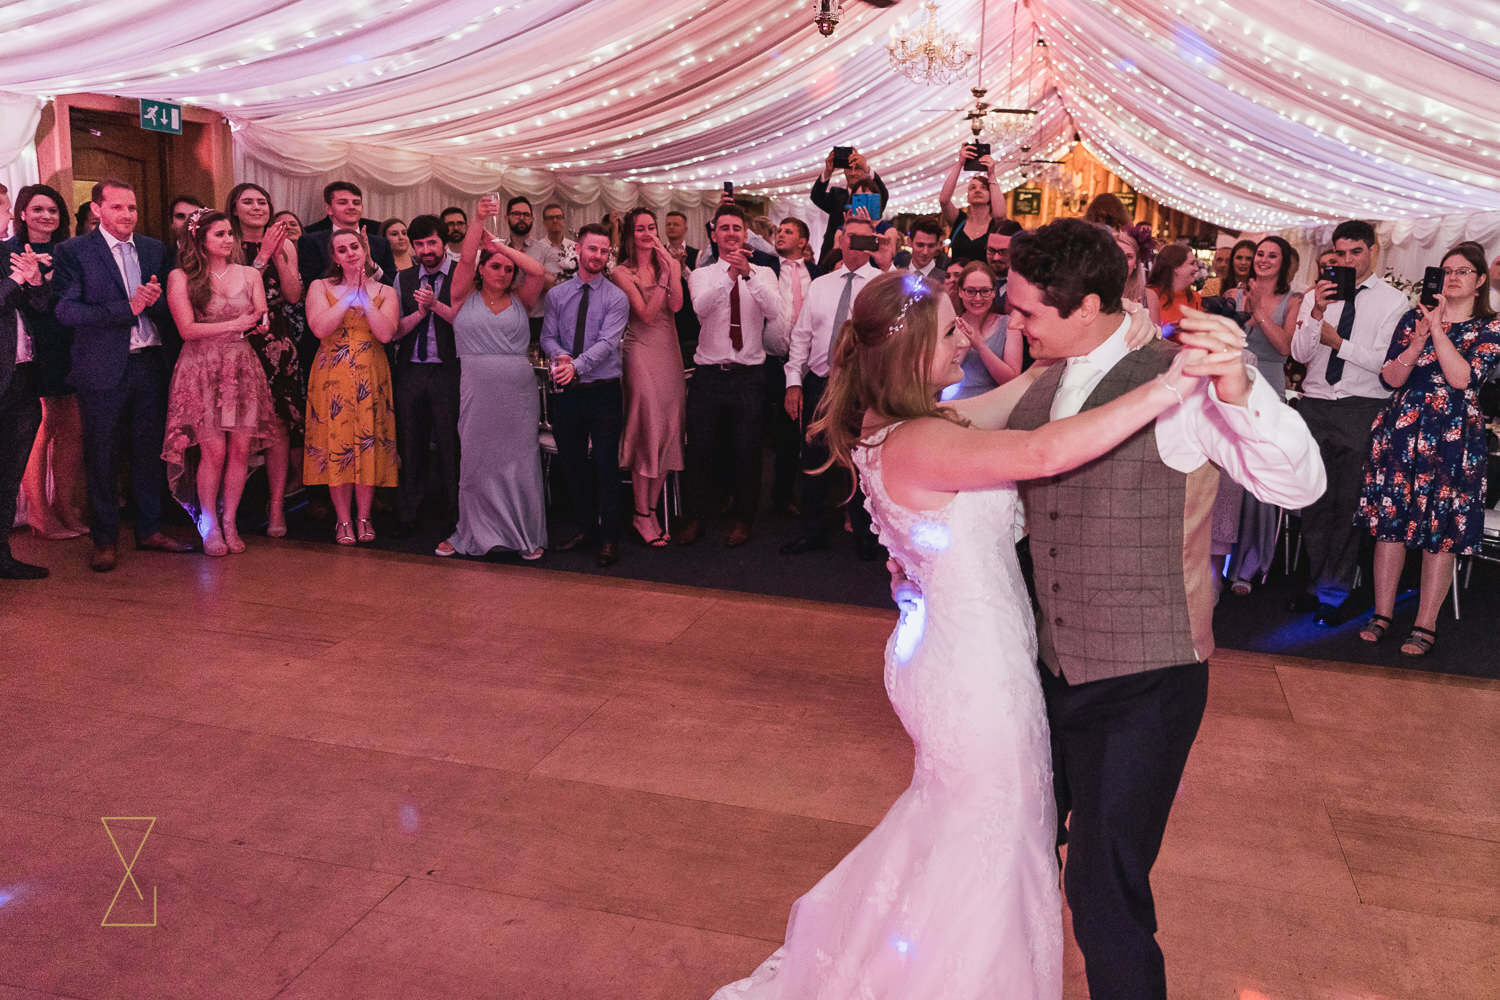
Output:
top-left (431, 196), bottom-right (547, 560)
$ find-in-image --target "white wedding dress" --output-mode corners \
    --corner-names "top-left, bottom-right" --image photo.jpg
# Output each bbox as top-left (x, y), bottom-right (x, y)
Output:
top-left (712, 423), bottom-right (1063, 1000)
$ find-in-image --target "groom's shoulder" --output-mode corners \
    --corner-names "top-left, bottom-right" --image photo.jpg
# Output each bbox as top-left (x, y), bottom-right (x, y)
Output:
top-left (1132, 335), bottom-right (1180, 374)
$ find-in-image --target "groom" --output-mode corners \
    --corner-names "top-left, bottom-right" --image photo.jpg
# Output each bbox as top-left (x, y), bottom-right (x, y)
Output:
top-left (993, 220), bottom-right (1323, 999)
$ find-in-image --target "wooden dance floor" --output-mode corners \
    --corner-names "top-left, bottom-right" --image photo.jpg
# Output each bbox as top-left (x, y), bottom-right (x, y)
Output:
top-left (2, 534), bottom-right (1497, 999)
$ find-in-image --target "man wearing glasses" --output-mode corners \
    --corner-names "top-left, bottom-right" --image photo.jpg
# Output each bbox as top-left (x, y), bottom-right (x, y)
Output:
top-left (505, 196), bottom-right (562, 337)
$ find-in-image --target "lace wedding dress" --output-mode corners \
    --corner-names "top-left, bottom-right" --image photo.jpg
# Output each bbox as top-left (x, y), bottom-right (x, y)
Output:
top-left (713, 423), bottom-right (1062, 1000)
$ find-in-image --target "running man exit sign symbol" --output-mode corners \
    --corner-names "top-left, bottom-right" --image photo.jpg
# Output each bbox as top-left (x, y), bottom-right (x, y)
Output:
top-left (139, 100), bottom-right (182, 135)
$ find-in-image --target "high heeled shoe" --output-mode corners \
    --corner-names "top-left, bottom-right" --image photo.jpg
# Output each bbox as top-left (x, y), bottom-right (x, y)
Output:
top-left (357, 518), bottom-right (376, 543)
top-left (223, 526), bottom-right (247, 554)
top-left (632, 510), bottom-right (669, 547)
top-left (334, 521), bottom-right (356, 546)
top-left (202, 529), bottom-right (229, 557)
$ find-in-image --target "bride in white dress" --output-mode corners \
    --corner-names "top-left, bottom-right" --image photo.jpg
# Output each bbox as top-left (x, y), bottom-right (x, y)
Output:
top-left (712, 272), bottom-right (1226, 1000)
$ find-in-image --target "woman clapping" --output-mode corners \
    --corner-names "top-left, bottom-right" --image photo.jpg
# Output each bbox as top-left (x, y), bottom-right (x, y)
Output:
top-left (303, 229), bottom-right (400, 545)
top-left (162, 210), bottom-right (279, 555)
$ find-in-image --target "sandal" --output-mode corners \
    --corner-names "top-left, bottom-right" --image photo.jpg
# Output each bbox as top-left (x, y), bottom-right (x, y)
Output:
top-left (521, 547), bottom-right (544, 561)
top-left (334, 521), bottom-right (356, 546)
top-left (1358, 613), bottom-right (1393, 644)
top-left (357, 518), bottom-right (376, 543)
top-left (1229, 579), bottom-right (1252, 597)
top-left (434, 540), bottom-right (456, 557)
top-left (223, 526), bottom-right (247, 554)
top-left (1400, 626), bottom-right (1437, 657)
top-left (632, 510), bottom-right (669, 548)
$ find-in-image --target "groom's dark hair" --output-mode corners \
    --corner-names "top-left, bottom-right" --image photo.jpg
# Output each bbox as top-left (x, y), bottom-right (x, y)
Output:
top-left (1008, 217), bottom-right (1126, 318)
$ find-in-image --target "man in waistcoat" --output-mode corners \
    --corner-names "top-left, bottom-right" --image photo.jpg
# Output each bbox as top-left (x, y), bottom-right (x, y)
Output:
top-left (990, 219), bottom-right (1326, 999)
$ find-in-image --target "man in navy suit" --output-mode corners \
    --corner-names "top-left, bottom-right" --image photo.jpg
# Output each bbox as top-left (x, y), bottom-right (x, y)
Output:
top-left (0, 242), bottom-right (48, 578)
top-left (297, 181), bottom-right (397, 289)
top-left (54, 178), bottom-right (193, 572)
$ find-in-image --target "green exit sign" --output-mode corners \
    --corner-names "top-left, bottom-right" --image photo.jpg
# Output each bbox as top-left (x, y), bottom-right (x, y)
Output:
top-left (139, 99), bottom-right (182, 135)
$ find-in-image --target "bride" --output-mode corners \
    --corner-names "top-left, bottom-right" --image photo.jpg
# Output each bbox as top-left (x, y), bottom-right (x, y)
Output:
top-left (711, 272), bottom-right (1236, 999)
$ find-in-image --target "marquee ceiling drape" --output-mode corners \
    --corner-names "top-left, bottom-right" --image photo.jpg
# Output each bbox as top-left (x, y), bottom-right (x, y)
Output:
top-left (2, 0), bottom-right (1498, 230)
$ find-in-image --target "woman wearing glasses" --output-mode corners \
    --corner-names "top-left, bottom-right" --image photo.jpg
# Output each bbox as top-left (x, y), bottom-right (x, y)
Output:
top-left (946, 261), bottom-right (1020, 400)
top-left (1356, 243), bottom-right (1500, 655)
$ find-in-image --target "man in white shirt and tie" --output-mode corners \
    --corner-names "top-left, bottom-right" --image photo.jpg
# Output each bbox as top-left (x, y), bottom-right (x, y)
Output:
top-left (899, 217), bottom-right (947, 281)
top-left (765, 217), bottom-right (818, 516)
top-left (780, 217), bottom-right (884, 555)
top-left (1288, 219), bottom-right (1408, 623)
top-left (680, 204), bottom-right (784, 548)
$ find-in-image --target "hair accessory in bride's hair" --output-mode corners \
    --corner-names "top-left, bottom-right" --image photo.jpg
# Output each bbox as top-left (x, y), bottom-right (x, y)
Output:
top-left (887, 272), bottom-right (933, 340)
top-left (186, 208), bottom-right (212, 239)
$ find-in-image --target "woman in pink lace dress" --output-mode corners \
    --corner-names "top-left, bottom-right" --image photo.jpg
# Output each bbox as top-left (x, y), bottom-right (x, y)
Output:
top-left (163, 210), bottom-right (279, 556)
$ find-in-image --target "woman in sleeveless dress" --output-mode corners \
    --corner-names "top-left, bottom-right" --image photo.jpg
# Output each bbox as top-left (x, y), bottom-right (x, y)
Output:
top-left (430, 195), bottom-right (547, 559)
top-left (711, 273), bottom-right (1222, 1000)
top-left (227, 182), bottom-right (304, 536)
top-left (303, 228), bottom-right (399, 545)
top-left (1225, 236), bottom-right (1302, 594)
top-left (611, 208), bottom-right (685, 547)
top-left (162, 209), bottom-right (279, 556)
top-left (938, 141), bottom-right (1004, 264)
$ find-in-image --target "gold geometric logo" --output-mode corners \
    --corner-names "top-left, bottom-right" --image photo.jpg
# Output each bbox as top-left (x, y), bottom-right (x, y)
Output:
top-left (100, 817), bottom-right (157, 927)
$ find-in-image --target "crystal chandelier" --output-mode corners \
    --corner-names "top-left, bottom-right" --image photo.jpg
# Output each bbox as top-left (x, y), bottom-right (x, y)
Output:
top-left (886, 0), bottom-right (975, 85)
top-left (813, 0), bottom-right (842, 37)
top-left (968, 87), bottom-right (1039, 149)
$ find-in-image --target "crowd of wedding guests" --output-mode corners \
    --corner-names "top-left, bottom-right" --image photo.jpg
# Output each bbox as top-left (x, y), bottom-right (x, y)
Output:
top-left (3, 151), bottom-right (1498, 651)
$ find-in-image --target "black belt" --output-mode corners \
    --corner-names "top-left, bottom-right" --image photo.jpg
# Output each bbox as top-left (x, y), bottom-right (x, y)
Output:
top-left (700, 362), bottom-right (758, 372)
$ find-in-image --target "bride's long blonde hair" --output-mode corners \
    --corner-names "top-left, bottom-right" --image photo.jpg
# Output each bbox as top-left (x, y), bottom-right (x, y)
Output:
top-left (808, 271), bottom-right (967, 477)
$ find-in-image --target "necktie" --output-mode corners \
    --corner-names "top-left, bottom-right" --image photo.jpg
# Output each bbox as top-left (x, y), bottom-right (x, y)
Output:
top-left (572, 282), bottom-right (591, 358)
top-left (831, 271), bottom-right (857, 344)
top-left (1324, 285), bottom-right (1363, 385)
top-left (1051, 358), bottom-right (1095, 420)
top-left (417, 271), bottom-right (439, 361)
top-left (728, 274), bottom-right (743, 352)
top-left (116, 241), bottom-right (144, 340)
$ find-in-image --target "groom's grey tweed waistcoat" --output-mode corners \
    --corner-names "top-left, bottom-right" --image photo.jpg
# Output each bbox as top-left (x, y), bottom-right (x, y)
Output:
top-left (1007, 338), bottom-right (1219, 684)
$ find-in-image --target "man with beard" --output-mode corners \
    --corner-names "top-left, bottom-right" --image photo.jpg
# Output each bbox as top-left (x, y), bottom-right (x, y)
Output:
top-left (541, 203), bottom-right (578, 281)
top-left (506, 196), bottom-right (562, 337)
top-left (440, 206), bottom-right (468, 262)
top-left (391, 215), bottom-right (460, 537)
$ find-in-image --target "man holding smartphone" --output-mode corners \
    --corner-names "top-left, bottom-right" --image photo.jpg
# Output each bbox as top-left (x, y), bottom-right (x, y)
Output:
top-left (810, 146), bottom-right (888, 267)
top-left (1289, 220), bottom-right (1408, 624)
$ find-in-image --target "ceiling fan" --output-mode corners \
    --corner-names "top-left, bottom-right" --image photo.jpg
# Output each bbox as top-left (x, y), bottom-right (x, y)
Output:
top-left (814, 0), bottom-right (899, 38)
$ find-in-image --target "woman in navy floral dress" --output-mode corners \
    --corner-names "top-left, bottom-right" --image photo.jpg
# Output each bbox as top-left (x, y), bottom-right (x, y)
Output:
top-left (1357, 243), bottom-right (1500, 655)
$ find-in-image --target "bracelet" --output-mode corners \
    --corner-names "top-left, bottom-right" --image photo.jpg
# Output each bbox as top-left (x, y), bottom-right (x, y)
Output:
top-left (1391, 358), bottom-right (1413, 367)
top-left (1155, 374), bottom-right (1186, 406)
top-left (253, 258), bottom-right (270, 272)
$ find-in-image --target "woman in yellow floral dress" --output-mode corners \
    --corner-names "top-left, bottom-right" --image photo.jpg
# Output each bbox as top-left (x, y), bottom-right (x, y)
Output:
top-left (303, 229), bottom-right (399, 545)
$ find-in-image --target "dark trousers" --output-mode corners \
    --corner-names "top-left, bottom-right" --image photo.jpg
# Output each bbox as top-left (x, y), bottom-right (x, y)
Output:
top-left (551, 377), bottom-right (623, 542)
top-left (796, 372), bottom-right (833, 539)
top-left (394, 360), bottom-right (461, 526)
top-left (0, 363), bottom-right (42, 558)
top-left (77, 349), bottom-right (169, 544)
top-left (1297, 395), bottom-right (1385, 605)
top-left (683, 365), bottom-right (763, 523)
top-left (763, 356), bottom-right (799, 510)
top-left (1041, 660), bottom-right (1210, 1000)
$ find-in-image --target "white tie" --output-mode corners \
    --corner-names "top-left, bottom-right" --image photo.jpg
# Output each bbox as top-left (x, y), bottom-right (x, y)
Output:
top-left (1050, 358), bottom-right (1095, 420)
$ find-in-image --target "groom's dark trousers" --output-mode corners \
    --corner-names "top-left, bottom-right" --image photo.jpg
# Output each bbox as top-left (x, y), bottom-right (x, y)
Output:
top-left (1040, 660), bottom-right (1209, 1000)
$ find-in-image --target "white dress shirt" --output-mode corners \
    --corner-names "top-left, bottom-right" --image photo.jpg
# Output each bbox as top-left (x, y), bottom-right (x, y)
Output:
top-left (688, 259), bottom-right (782, 366)
top-left (764, 256), bottom-right (814, 356)
top-left (100, 228), bottom-right (159, 350)
top-left (1050, 317), bottom-right (1327, 509)
top-left (785, 262), bottom-right (881, 387)
top-left (1289, 274), bottom-right (1408, 401)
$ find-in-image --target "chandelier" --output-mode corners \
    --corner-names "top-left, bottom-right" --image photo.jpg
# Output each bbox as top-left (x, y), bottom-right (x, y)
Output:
top-left (812, 0), bottom-right (841, 37)
top-left (886, 0), bottom-right (975, 85)
top-left (968, 87), bottom-right (1039, 150)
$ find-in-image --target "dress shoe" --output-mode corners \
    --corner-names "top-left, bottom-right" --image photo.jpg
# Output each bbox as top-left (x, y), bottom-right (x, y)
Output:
top-left (676, 519), bottom-right (702, 546)
top-left (596, 541), bottom-right (620, 567)
top-left (90, 543), bottom-right (118, 573)
top-left (726, 522), bottom-right (752, 548)
top-left (0, 555), bottom-right (48, 580)
top-left (137, 532), bottom-right (194, 553)
top-left (554, 531), bottom-right (589, 552)
top-left (780, 535), bottom-right (828, 555)
top-left (1285, 593), bottom-right (1321, 614)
